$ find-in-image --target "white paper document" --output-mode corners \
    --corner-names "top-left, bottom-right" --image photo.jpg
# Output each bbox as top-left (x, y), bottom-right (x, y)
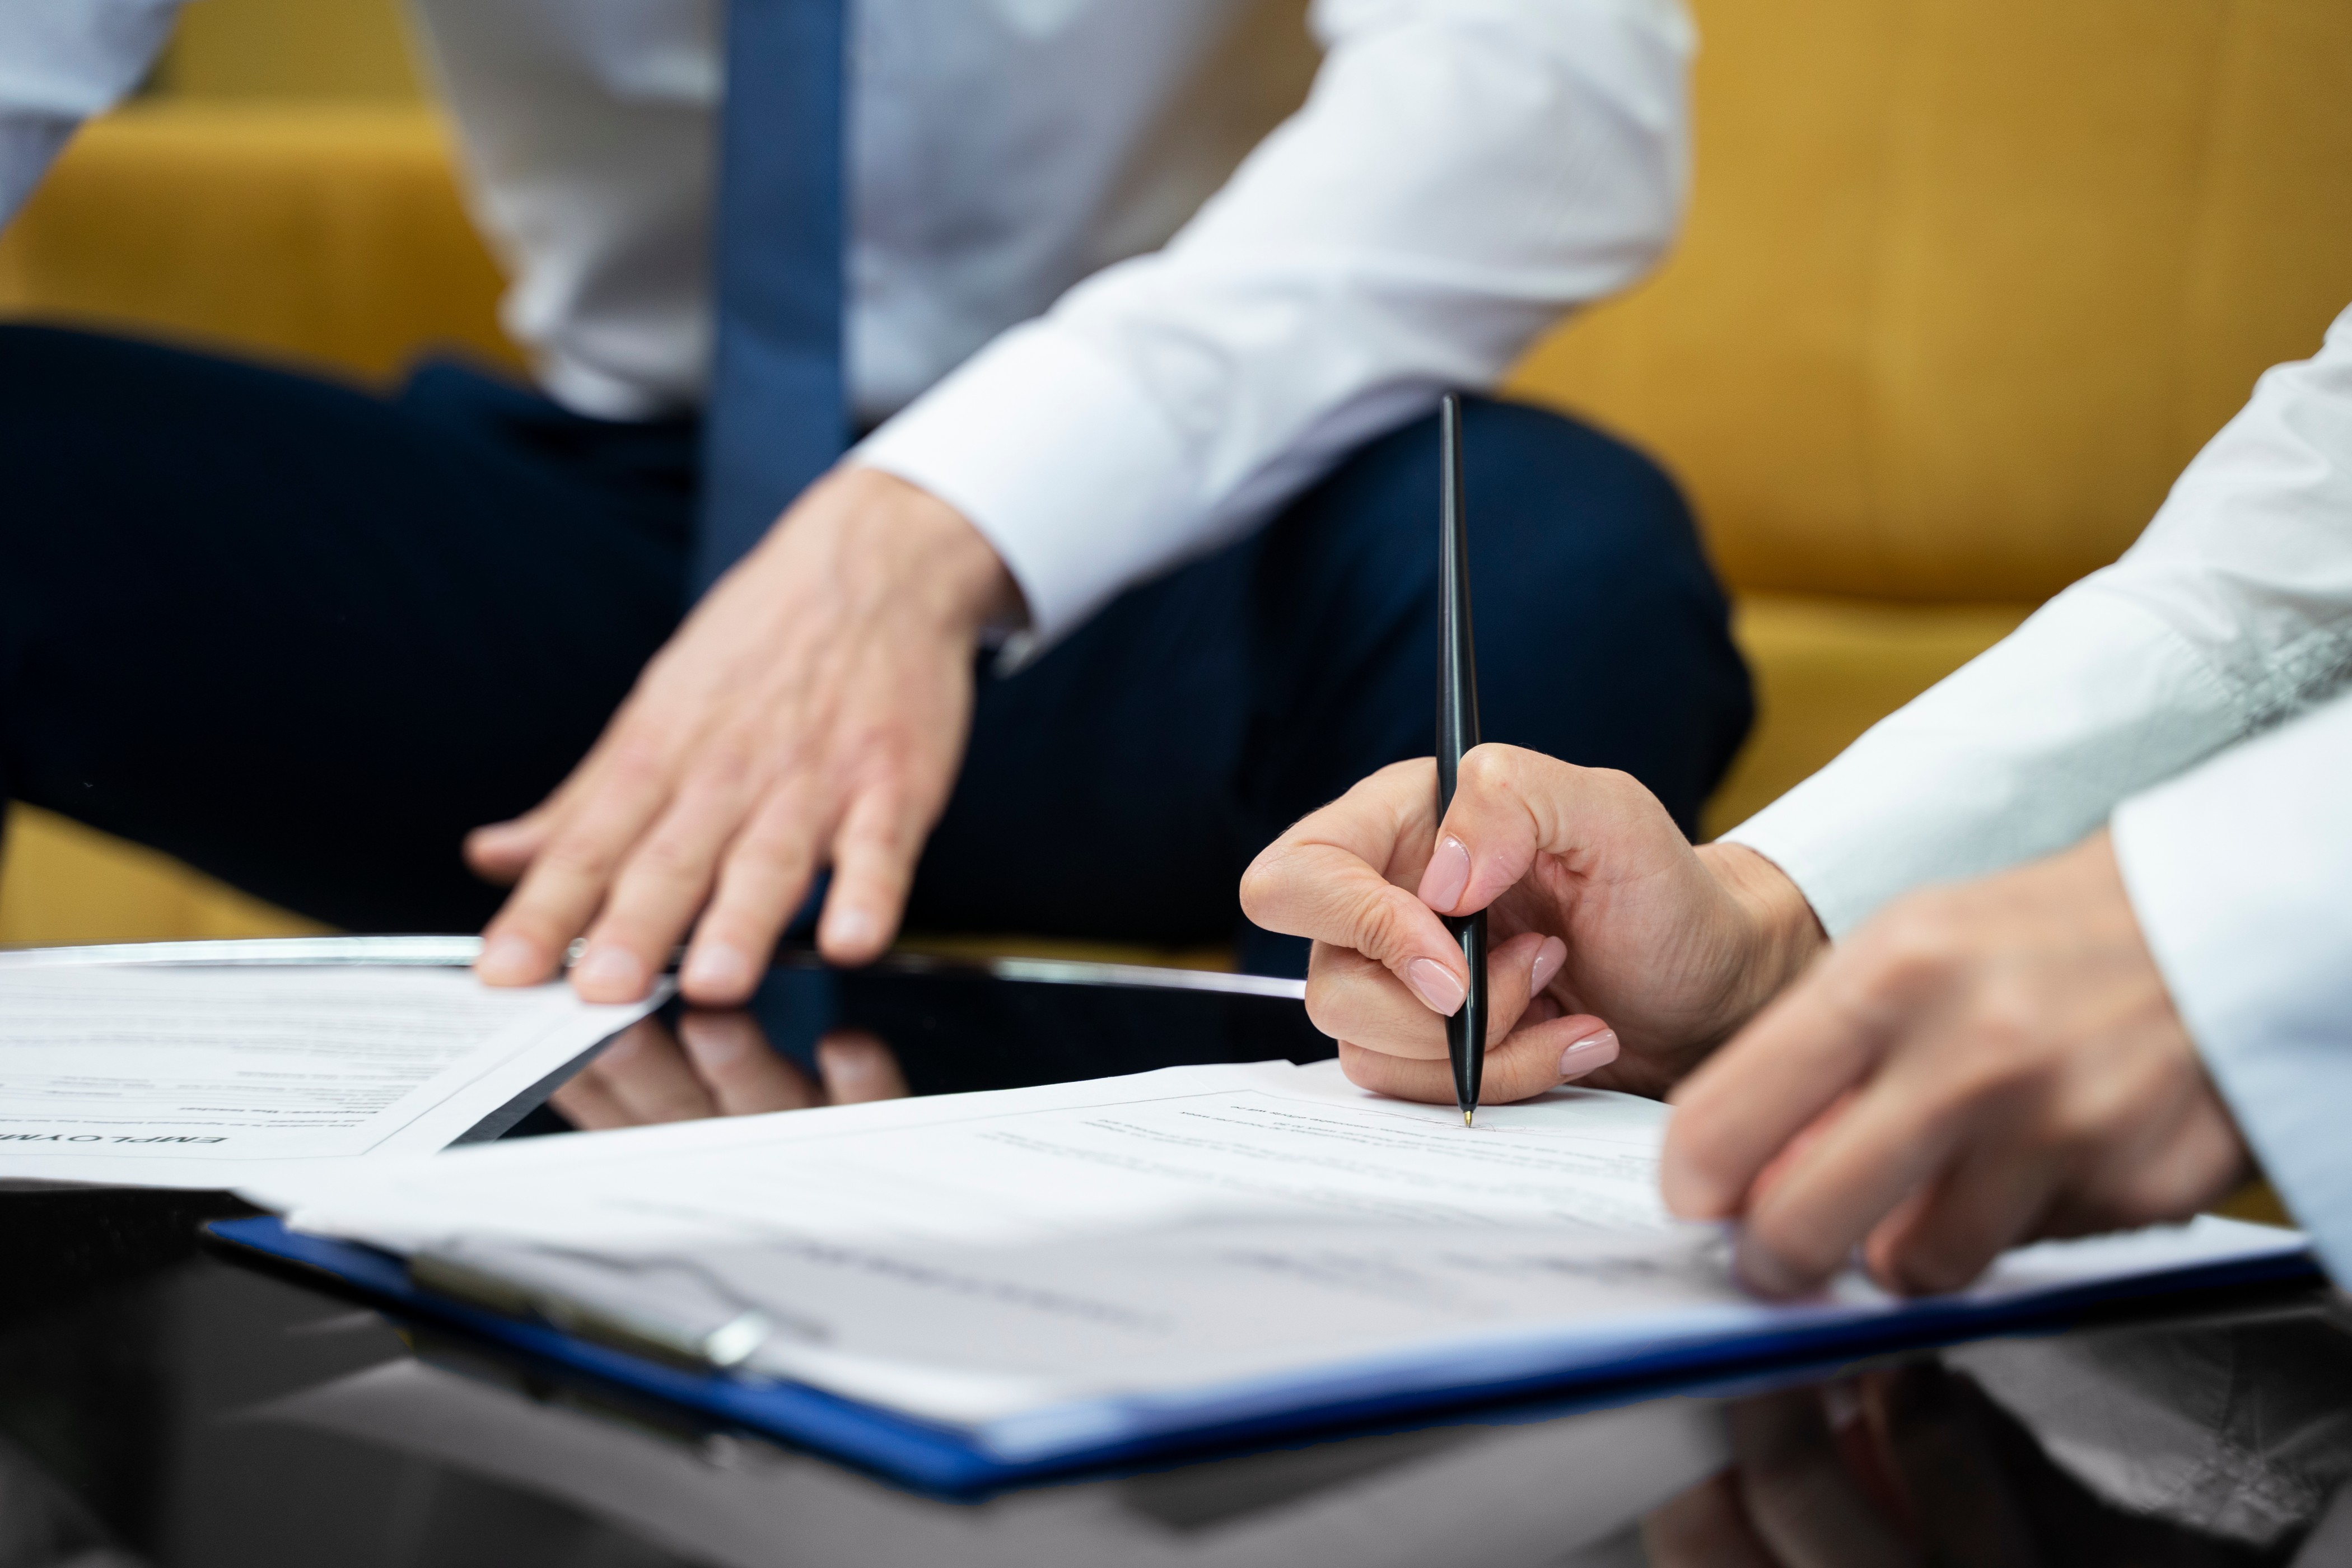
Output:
top-left (244, 1060), bottom-right (2308, 1459)
top-left (0, 952), bottom-right (666, 1188)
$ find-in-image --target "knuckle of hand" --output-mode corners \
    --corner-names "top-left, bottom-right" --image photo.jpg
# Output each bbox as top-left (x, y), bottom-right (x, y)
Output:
top-left (1957, 985), bottom-right (2048, 1080)
top-left (1872, 904), bottom-right (1967, 984)
top-left (603, 738), bottom-right (673, 789)
top-left (1588, 766), bottom-right (1642, 801)
top-left (541, 834), bottom-right (619, 883)
top-left (1359, 895), bottom-right (1425, 967)
top-left (735, 813), bottom-right (813, 865)
top-left (633, 832), bottom-right (710, 881)
top-left (2037, 1084), bottom-right (2123, 1160)
top-left (1459, 747), bottom-right (1508, 792)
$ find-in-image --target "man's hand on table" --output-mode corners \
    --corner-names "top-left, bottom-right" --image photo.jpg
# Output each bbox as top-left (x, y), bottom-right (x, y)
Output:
top-left (1663, 828), bottom-right (2248, 1298)
top-left (1239, 745), bottom-right (1826, 1104)
top-left (551, 1011), bottom-right (909, 1129)
top-left (466, 467), bottom-right (1019, 1007)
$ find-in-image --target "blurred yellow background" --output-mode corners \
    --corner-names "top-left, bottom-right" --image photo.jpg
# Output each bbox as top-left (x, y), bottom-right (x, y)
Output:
top-left (2, 0), bottom-right (2349, 962)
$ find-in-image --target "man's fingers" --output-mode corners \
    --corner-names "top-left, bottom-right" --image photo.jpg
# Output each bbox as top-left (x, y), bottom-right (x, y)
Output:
top-left (815, 1029), bottom-right (912, 1104)
top-left (679, 1010), bottom-right (819, 1115)
top-left (1334, 1011), bottom-right (1615, 1107)
top-left (574, 768), bottom-right (759, 1002)
top-left (1864, 1131), bottom-right (2063, 1295)
top-left (1307, 930), bottom-right (1560, 1061)
top-left (464, 808), bottom-right (553, 886)
top-left (465, 736), bottom-right (614, 883)
top-left (1662, 930), bottom-right (1934, 1221)
top-left (478, 745), bottom-right (676, 987)
top-left (681, 783), bottom-right (827, 1005)
top-left (820, 778), bottom-right (926, 965)
top-left (1733, 1066), bottom-right (1976, 1297)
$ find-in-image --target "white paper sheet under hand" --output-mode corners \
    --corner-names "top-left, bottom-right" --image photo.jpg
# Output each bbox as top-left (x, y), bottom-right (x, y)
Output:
top-left (241, 1060), bottom-right (2308, 1459)
top-left (0, 961), bottom-right (666, 1188)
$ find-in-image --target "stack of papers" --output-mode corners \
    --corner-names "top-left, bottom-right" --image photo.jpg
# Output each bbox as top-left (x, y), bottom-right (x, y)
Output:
top-left (0, 944), bottom-right (666, 1188)
top-left (232, 1060), bottom-right (2313, 1479)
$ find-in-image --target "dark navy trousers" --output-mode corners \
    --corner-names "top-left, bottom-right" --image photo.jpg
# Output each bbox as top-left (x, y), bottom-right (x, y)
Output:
top-left (0, 325), bottom-right (1750, 974)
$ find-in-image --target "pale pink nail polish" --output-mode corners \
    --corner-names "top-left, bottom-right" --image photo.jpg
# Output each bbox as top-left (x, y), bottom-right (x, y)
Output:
top-left (1420, 836), bottom-right (1472, 911)
top-left (1404, 958), bottom-right (1466, 1016)
top-left (1558, 1028), bottom-right (1618, 1079)
top-left (1529, 936), bottom-right (1567, 993)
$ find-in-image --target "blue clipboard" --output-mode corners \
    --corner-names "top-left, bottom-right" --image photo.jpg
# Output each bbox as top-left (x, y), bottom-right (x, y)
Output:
top-left (206, 1214), bottom-right (2320, 1495)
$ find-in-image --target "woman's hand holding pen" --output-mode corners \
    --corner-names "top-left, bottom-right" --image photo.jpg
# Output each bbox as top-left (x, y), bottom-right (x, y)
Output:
top-left (1240, 743), bottom-right (1825, 1105)
top-left (1249, 745), bottom-right (2246, 1296)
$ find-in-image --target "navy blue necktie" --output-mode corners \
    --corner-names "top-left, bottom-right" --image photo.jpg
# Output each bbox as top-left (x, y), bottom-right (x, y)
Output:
top-left (694, 0), bottom-right (848, 594)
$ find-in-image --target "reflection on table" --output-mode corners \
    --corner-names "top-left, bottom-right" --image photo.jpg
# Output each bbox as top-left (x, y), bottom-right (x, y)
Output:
top-left (550, 1012), bottom-right (911, 1130)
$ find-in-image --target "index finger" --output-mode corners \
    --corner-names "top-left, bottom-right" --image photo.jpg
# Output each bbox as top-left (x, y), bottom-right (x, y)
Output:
top-left (477, 742), bottom-right (676, 987)
top-left (1240, 760), bottom-right (1471, 1016)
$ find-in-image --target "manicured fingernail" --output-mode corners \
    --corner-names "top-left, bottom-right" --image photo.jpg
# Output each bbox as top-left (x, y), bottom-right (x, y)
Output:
top-left (1404, 958), bottom-right (1466, 1016)
top-left (1529, 936), bottom-right (1567, 993)
top-left (572, 945), bottom-right (646, 996)
top-left (1558, 1028), bottom-right (1617, 1079)
top-left (682, 943), bottom-right (753, 997)
top-left (1420, 836), bottom-right (1472, 912)
top-left (475, 934), bottom-right (540, 982)
top-left (1735, 1232), bottom-right (1803, 1298)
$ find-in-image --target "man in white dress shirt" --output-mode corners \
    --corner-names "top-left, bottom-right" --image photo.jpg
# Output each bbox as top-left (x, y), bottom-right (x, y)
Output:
top-left (0, 0), bottom-right (1749, 1000)
top-left (1243, 301), bottom-right (2352, 1288)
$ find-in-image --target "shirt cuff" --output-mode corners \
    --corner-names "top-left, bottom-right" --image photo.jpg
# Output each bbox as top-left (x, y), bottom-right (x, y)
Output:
top-left (2112, 691), bottom-right (2352, 1281)
top-left (849, 319), bottom-right (1193, 666)
top-left (1720, 588), bottom-right (2236, 938)
top-left (0, 116), bottom-right (71, 230)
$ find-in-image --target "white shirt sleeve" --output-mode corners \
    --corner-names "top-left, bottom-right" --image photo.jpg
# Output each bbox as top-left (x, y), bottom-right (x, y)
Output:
top-left (1723, 302), bottom-right (2352, 936)
top-left (853, 0), bottom-right (1692, 656)
top-left (0, 0), bottom-right (182, 227)
top-left (2111, 691), bottom-right (2352, 1279)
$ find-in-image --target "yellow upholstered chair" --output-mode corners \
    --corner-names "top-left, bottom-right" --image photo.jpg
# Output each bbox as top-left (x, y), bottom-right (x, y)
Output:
top-left (3, 0), bottom-right (2350, 954)
top-left (1538, 0), bottom-right (2352, 832)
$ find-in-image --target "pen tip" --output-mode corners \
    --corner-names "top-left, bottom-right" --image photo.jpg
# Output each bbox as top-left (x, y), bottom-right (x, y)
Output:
top-left (1463, 1109), bottom-right (1474, 1128)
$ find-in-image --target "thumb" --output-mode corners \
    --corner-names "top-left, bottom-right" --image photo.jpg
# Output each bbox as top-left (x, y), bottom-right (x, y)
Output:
top-left (1419, 745), bottom-right (1689, 916)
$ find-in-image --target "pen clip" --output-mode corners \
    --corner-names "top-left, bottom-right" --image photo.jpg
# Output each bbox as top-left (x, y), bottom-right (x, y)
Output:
top-left (410, 1248), bottom-right (780, 1373)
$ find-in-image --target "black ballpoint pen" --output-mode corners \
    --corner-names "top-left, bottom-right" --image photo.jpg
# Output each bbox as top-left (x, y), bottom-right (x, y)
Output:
top-left (1436, 393), bottom-right (1485, 1128)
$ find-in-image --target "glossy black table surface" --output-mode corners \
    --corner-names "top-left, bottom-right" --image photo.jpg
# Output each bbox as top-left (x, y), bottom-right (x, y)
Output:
top-left (7, 961), bottom-right (2351, 1568)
